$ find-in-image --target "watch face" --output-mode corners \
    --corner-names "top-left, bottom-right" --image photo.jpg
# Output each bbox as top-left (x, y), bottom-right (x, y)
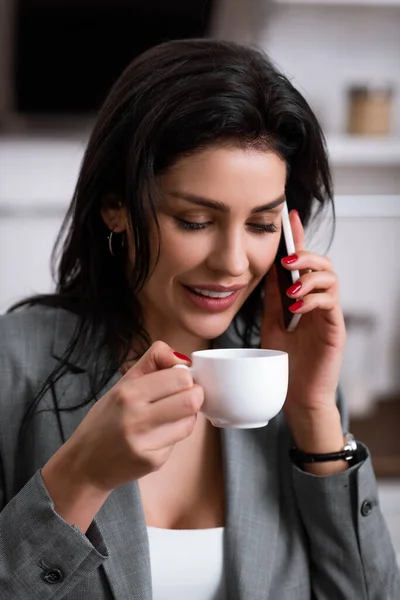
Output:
top-left (343, 432), bottom-right (357, 459)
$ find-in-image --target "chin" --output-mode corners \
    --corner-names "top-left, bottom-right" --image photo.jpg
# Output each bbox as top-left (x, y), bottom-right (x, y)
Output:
top-left (181, 314), bottom-right (235, 342)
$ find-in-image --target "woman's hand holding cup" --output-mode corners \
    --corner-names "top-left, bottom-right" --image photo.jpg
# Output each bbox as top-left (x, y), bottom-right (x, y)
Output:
top-left (41, 342), bottom-right (203, 532)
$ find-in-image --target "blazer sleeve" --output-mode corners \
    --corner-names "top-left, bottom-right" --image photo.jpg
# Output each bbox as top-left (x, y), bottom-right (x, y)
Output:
top-left (291, 442), bottom-right (400, 600)
top-left (0, 308), bottom-right (108, 599)
top-left (0, 465), bottom-right (108, 599)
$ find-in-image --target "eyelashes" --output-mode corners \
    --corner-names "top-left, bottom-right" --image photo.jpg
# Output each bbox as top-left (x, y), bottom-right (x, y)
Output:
top-left (175, 218), bottom-right (278, 235)
top-left (249, 223), bottom-right (278, 234)
top-left (175, 219), bottom-right (209, 231)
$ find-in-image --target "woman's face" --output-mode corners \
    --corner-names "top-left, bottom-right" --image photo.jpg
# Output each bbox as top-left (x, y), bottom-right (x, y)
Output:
top-left (139, 145), bottom-right (287, 345)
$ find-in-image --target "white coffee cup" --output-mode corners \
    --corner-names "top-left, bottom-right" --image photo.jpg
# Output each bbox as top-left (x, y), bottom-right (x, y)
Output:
top-left (174, 348), bottom-right (288, 429)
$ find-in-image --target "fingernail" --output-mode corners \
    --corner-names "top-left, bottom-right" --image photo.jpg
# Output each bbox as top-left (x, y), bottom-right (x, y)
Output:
top-left (292, 209), bottom-right (300, 219)
top-left (282, 254), bottom-right (298, 265)
top-left (287, 281), bottom-right (302, 296)
top-left (173, 351), bottom-right (191, 361)
top-left (289, 299), bottom-right (304, 312)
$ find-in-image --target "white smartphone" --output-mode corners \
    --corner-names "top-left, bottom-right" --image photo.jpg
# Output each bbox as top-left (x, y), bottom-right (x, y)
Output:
top-left (274, 202), bottom-right (302, 332)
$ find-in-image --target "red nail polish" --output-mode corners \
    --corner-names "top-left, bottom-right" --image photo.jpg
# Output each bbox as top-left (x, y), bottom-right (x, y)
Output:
top-left (173, 351), bottom-right (191, 361)
top-left (287, 281), bottom-right (302, 296)
top-left (289, 299), bottom-right (304, 312)
top-left (282, 254), bottom-right (298, 265)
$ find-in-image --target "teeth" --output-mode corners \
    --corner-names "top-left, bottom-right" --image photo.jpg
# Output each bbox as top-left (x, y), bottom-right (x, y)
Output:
top-left (191, 287), bottom-right (235, 298)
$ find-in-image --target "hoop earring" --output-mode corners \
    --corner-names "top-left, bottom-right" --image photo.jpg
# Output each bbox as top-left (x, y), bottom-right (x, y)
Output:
top-left (108, 230), bottom-right (125, 257)
top-left (108, 231), bottom-right (116, 257)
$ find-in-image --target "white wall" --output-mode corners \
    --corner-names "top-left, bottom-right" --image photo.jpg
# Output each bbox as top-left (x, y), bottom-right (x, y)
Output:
top-left (0, 215), bottom-right (61, 309)
top-left (261, 5), bottom-right (400, 136)
top-left (329, 216), bottom-right (400, 402)
top-left (0, 136), bottom-right (84, 311)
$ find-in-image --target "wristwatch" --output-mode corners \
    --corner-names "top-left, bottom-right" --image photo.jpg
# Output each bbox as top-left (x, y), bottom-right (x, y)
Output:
top-left (289, 432), bottom-right (358, 464)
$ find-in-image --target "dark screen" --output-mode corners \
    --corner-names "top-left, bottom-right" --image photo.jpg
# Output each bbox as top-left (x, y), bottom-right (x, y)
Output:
top-left (14, 0), bottom-right (214, 114)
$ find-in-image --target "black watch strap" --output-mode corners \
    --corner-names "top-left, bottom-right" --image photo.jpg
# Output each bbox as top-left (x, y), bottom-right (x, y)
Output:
top-left (289, 432), bottom-right (357, 464)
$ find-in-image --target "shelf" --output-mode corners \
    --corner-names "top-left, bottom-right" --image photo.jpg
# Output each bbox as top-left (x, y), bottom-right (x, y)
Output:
top-left (327, 136), bottom-right (400, 167)
top-left (273, 0), bottom-right (400, 6)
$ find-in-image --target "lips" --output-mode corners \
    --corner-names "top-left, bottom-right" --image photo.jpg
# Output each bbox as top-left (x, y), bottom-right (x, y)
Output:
top-left (182, 283), bottom-right (246, 312)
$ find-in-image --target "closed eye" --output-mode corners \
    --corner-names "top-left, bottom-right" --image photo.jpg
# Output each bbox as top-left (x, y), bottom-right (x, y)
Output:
top-left (175, 218), bottom-right (278, 234)
top-left (175, 218), bottom-right (210, 231)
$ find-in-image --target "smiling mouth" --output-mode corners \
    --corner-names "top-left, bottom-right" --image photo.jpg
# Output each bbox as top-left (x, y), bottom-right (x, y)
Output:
top-left (182, 284), bottom-right (246, 312)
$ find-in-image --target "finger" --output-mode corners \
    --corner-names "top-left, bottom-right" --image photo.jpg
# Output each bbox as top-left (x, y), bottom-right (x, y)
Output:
top-left (124, 341), bottom-right (190, 380)
top-left (290, 209), bottom-right (306, 253)
top-left (286, 270), bottom-right (338, 299)
top-left (119, 366), bottom-right (195, 405)
top-left (288, 291), bottom-right (338, 314)
top-left (143, 415), bottom-right (198, 452)
top-left (147, 384), bottom-right (204, 426)
top-left (281, 250), bottom-right (334, 274)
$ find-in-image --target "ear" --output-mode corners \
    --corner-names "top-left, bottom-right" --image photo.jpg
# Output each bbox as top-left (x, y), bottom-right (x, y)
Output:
top-left (100, 195), bottom-right (127, 232)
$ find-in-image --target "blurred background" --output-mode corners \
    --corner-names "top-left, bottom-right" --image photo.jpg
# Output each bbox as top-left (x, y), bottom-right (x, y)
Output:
top-left (0, 0), bottom-right (399, 560)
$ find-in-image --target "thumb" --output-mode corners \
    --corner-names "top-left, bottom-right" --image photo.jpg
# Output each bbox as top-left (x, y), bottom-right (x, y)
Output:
top-left (262, 266), bottom-right (284, 331)
top-left (122, 341), bottom-right (190, 380)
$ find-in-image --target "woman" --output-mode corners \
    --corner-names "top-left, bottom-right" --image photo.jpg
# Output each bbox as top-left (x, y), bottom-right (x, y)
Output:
top-left (0, 39), bottom-right (398, 600)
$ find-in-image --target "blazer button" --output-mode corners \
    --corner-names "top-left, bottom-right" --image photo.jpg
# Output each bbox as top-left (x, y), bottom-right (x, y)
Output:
top-left (43, 568), bottom-right (64, 584)
top-left (361, 500), bottom-right (374, 517)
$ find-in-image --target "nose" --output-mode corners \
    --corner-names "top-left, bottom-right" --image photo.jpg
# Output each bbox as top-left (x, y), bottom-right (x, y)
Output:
top-left (206, 228), bottom-right (250, 277)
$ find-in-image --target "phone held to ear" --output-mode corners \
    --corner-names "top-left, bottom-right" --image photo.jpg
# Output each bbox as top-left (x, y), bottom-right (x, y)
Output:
top-left (274, 202), bottom-right (302, 332)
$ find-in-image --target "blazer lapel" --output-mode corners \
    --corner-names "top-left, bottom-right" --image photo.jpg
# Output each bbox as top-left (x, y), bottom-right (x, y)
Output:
top-left (93, 482), bottom-right (152, 600)
top-left (222, 420), bottom-right (281, 600)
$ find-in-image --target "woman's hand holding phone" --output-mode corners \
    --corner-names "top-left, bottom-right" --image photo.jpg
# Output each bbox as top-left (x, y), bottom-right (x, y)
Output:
top-left (261, 208), bottom-right (347, 471)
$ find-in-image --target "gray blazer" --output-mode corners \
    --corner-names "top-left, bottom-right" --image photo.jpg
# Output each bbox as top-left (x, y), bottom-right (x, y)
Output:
top-left (0, 305), bottom-right (399, 600)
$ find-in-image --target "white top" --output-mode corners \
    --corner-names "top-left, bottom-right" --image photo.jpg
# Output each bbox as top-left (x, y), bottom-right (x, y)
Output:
top-left (147, 526), bottom-right (226, 600)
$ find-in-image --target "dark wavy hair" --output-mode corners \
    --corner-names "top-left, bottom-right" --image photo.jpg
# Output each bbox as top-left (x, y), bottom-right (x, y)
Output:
top-left (12, 38), bottom-right (334, 437)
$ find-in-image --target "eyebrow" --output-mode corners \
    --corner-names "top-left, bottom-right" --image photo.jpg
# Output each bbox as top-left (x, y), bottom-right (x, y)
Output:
top-left (169, 192), bottom-right (286, 214)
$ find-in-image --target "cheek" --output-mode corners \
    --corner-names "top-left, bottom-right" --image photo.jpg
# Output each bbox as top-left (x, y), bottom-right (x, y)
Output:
top-left (250, 238), bottom-right (280, 278)
top-left (156, 230), bottom-right (210, 276)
